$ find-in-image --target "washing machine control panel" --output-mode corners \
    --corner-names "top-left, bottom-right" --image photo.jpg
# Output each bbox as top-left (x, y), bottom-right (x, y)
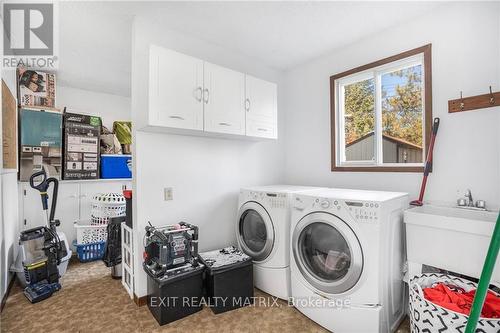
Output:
top-left (346, 201), bottom-right (379, 221)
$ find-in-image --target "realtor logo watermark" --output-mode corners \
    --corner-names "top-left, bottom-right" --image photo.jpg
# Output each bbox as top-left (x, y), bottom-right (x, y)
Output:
top-left (2, 1), bottom-right (58, 69)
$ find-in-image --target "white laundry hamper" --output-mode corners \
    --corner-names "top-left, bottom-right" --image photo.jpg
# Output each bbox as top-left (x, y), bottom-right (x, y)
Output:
top-left (409, 273), bottom-right (500, 332)
top-left (90, 193), bottom-right (126, 225)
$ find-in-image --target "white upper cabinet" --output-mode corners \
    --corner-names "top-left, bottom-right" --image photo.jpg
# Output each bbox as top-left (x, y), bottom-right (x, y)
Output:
top-left (245, 75), bottom-right (278, 139)
top-left (147, 45), bottom-right (277, 139)
top-left (203, 62), bottom-right (246, 135)
top-left (149, 45), bottom-right (204, 130)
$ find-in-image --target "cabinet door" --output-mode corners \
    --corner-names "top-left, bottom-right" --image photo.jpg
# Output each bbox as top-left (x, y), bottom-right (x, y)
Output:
top-left (203, 62), bottom-right (245, 135)
top-left (79, 181), bottom-right (131, 221)
top-left (21, 183), bottom-right (79, 246)
top-left (149, 45), bottom-right (204, 130)
top-left (53, 183), bottom-right (80, 246)
top-left (245, 75), bottom-right (278, 139)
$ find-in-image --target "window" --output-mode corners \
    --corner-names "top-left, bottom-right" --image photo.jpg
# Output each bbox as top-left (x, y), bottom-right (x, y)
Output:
top-left (330, 44), bottom-right (432, 172)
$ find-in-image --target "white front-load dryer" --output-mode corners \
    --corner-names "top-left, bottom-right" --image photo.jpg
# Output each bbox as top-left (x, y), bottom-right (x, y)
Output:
top-left (290, 188), bottom-right (408, 333)
top-left (236, 185), bottom-right (324, 300)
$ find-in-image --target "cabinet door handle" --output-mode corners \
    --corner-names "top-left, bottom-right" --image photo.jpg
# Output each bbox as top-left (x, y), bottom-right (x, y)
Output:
top-left (169, 115), bottom-right (185, 120)
top-left (245, 98), bottom-right (250, 112)
top-left (203, 88), bottom-right (209, 104)
top-left (218, 122), bottom-right (231, 126)
top-left (257, 128), bottom-right (268, 132)
top-left (195, 87), bottom-right (203, 102)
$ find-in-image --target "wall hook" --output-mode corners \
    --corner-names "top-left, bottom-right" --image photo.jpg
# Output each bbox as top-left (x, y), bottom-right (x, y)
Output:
top-left (460, 91), bottom-right (464, 110)
top-left (489, 86), bottom-right (495, 104)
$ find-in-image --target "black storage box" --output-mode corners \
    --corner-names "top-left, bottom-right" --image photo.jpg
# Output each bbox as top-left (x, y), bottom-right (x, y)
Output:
top-left (144, 263), bottom-right (205, 326)
top-left (198, 247), bottom-right (253, 314)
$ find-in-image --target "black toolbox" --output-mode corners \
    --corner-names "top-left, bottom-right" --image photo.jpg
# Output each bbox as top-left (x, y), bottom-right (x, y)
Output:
top-left (198, 247), bottom-right (253, 314)
top-left (144, 263), bottom-right (205, 326)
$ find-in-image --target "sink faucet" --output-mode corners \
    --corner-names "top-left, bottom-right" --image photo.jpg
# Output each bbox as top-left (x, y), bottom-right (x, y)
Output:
top-left (465, 189), bottom-right (474, 207)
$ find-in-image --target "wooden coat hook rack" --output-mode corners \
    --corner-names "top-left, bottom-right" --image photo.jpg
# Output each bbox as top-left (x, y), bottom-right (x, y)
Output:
top-left (448, 86), bottom-right (500, 113)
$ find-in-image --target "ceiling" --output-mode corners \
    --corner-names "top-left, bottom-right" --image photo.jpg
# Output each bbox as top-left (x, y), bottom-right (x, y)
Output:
top-left (59, 1), bottom-right (442, 97)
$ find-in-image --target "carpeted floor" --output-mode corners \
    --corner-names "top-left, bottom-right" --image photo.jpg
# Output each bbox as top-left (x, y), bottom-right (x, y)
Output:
top-left (1, 259), bottom-right (411, 332)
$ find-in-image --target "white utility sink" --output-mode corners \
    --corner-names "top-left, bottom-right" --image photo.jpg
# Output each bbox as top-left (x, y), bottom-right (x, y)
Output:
top-left (404, 205), bottom-right (499, 285)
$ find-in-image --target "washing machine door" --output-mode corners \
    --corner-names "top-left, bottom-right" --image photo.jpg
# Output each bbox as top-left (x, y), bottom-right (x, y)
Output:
top-left (292, 212), bottom-right (363, 294)
top-left (237, 202), bottom-right (274, 262)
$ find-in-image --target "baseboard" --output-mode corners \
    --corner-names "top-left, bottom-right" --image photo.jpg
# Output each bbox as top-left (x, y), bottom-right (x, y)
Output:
top-left (0, 275), bottom-right (16, 313)
top-left (134, 293), bottom-right (147, 307)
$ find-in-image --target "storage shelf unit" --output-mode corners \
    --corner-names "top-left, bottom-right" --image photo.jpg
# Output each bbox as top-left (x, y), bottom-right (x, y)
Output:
top-left (146, 45), bottom-right (278, 140)
top-left (19, 179), bottom-right (132, 247)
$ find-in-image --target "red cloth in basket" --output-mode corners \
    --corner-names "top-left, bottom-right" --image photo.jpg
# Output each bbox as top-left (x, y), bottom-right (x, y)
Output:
top-left (423, 283), bottom-right (500, 318)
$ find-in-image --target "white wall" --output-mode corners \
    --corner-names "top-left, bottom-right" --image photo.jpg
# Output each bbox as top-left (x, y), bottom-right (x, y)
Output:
top-left (56, 85), bottom-right (130, 129)
top-left (284, 2), bottom-right (500, 210)
top-left (131, 15), bottom-right (286, 297)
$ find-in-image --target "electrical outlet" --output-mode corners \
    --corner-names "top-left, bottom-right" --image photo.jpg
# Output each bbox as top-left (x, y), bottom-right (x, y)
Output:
top-left (164, 187), bottom-right (173, 201)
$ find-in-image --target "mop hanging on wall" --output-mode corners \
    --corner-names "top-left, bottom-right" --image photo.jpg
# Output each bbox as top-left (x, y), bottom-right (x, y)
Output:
top-left (410, 117), bottom-right (440, 206)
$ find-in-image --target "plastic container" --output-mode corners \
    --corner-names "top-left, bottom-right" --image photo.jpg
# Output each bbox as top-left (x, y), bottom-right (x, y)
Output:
top-left (74, 241), bottom-right (106, 262)
top-left (123, 190), bottom-right (132, 228)
top-left (409, 273), bottom-right (500, 332)
top-left (144, 263), bottom-right (205, 326)
top-left (91, 193), bottom-right (126, 225)
top-left (74, 220), bottom-right (108, 244)
top-left (198, 247), bottom-right (253, 314)
top-left (100, 154), bottom-right (132, 179)
top-left (11, 232), bottom-right (72, 287)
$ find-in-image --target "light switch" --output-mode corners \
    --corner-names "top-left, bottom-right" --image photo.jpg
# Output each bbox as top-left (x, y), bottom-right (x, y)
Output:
top-left (164, 187), bottom-right (173, 201)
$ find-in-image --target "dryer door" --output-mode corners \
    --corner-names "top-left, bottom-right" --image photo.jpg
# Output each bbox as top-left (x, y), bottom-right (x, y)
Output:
top-left (237, 202), bottom-right (274, 261)
top-left (292, 212), bottom-right (363, 294)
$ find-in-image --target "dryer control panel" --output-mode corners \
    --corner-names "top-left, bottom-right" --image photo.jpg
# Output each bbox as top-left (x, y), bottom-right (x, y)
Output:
top-left (248, 191), bottom-right (287, 209)
top-left (346, 201), bottom-right (379, 221)
top-left (266, 192), bottom-right (287, 209)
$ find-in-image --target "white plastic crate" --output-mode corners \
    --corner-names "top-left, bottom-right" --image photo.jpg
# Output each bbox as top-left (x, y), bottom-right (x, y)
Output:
top-left (121, 223), bottom-right (134, 298)
top-left (91, 193), bottom-right (126, 225)
top-left (74, 220), bottom-right (108, 244)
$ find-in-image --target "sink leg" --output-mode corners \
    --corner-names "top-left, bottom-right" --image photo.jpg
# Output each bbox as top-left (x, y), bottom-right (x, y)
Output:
top-left (407, 262), bottom-right (423, 280)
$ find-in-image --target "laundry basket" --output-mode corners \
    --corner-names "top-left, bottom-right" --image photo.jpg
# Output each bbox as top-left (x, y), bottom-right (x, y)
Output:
top-left (73, 240), bottom-right (106, 263)
top-left (409, 273), bottom-right (500, 332)
top-left (74, 220), bottom-right (108, 244)
top-left (91, 193), bottom-right (126, 225)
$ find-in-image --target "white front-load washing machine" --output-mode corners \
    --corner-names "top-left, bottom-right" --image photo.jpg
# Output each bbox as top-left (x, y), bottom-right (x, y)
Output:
top-left (236, 185), bottom-right (324, 300)
top-left (290, 188), bottom-right (408, 333)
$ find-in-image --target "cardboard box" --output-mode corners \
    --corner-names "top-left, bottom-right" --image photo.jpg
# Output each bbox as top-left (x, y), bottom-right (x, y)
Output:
top-left (63, 112), bottom-right (101, 180)
top-left (19, 108), bottom-right (62, 181)
top-left (2, 80), bottom-right (17, 170)
top-left (17, 68), bottom-right (57, 109)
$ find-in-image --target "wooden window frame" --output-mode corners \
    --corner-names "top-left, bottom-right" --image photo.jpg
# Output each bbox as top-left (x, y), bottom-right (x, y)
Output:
top-left (330, 44), bottom-right (432, 172)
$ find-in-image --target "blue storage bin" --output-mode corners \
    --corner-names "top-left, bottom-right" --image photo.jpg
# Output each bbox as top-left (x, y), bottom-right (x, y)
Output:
top-left (73, 241), bottom-right (106, 262)
top-left (101, 154), bottom-right (132, 179)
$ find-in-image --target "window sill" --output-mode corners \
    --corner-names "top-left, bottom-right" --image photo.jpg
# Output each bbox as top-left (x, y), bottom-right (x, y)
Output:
top-left (332, 165), bottom-right (424, 173)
